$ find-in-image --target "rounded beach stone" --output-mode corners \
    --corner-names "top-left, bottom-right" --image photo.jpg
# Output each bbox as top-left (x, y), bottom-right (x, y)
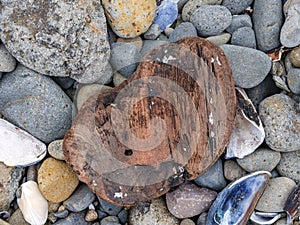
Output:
top-left (54, 212), bottom-right (90, 225)
top-left (0, 44), bottom-right (16, 72)
top-left (277, 150), bottom-right (300, 183)
top-left (236, 148), bottom-right (281, 172)
top-left (255, 177), bottom-right (296, 212)
top-left (231, 27), bottom-right (256, 48)
top-left (181, 219), bottom-right (195, 225)
top-left (48, 139), bottom-right (65, 161)
top-left (0, 65), bottom-right (72, 143)
top-left (206, 33), bottom-right (231, 45)
top-left (0, 0), bottom-right (111, 83)
top-left (102, 0), bottom-right (156, 38)
top-left (169, 22), bottom-right (197, 42)
top-left (226, 14), bottom-right (252, 34)
top-left (129, 198), bottom-right (180, 225)
top-left (221, 45), bottom-right (271, 88)
top-left (38, 158), bottom-right (79, 203)
top-left (259, 94), bottom-right (300, 152)
top-left (190, 5), bottom-right (232, 37)
top-left (113, 72), bottom-right (127, 87)
top-left (290, 46), bottom-right (300, 67)
top-left (221, 0), bottom-right (253, 14)
top-left (287, 68), bottom-right (300, 94)
top-left (252, 0), bottom-right (283, 52)
top-left (224, 159), bottom-right (246, 181)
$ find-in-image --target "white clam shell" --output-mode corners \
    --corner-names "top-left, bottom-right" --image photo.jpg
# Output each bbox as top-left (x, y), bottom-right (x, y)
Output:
top-left (0, 118), bottom-right (46, 166)
top-left (17, 181), bottom-right (48, 225)
top-left (226, 88), bottom-right (265, 159)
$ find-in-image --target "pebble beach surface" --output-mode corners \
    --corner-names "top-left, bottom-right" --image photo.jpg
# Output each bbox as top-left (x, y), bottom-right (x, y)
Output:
top-left (0, 0), bottom-right (300, 225)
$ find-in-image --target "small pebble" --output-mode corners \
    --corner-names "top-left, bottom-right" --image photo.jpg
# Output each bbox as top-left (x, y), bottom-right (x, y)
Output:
top-left (8, 209), bottom-right (29, 225)
top-left (97, 210), bottom-right (108, 221)
top-left (221, 0), bottom-right (253, 14)
top-left (144, 24), bottom-right (163, 40)
top-left (277, 150), bottom-right (300, 183)
top-left (231, 27), bottom-right (256, 48)
top-left (190, 5), bottom-right (232, 37)
top-left (0, 44), bottom-right (16, 72)
top-left (54, 210), bottom-right (69, 219)
top-left (169, 22), bottom-right (197, 42)
top-left (206, 33), bottom-right (231, 45)
top-left (290, 46), bottom-right (300, 67)
top-left (48, 139), bottom-right (65, 161)
top-left (226, 14), bottom-right (252, 34)
top-left (63, 184), bottom-right (95, 212)
top-left (236, 148), bottom-right (281, 172)
top-left (224, 159), bottom-right (246, 181)
top-left (180, 218), bottom-right (195, 225)
top-left (196, 212), bottom-right (207, 225)
top-left (54, 212), bottom-right (90, 225)
top-left (153, 0), bottom-right (178, 30)
top-left (52, 77), bottom-right (75, 90)
top-left (271, 61), bottom-right (286, 76)
top-left (117, 209), bottom-right (128, 224)
top-left (287, 68), bottom-right (300, 94)
top-left (259, 94), bottom-right (300, 152)
top-left (85, 209), bottom-right (98, 222)
top-left (98, 198), bottom-right (123, 216)
top-left (255, 177), bottom-right (296, 212)
top-left (117, 36), bottom-right (143, 52)
top-left (38, 157), bottom-right (79, 203)
top-left (166, 183), bottom-right (217, 218)
top-left (164, 27), bottom-right (174, 38)
top-left (140, 40), bottom-right (168, 57)
top-left (113, 72), bottom-right (127, 87)
top-left (101, 216), bottom-right (120, 225)
top-left (178, 0), bottom-right (189, 12)
top-left (26, 164), bottom-right (38, 182)
top-left (285, 51), bottom-right (294, 72)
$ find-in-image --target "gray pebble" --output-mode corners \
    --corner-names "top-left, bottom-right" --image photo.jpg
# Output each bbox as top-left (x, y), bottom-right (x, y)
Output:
top-left (178, 0), bottom-right (189, 12)
top-left (0, 65), bottom-right (72, 143)
top-left (169, 22), bottom-right (197, 42)
top-left (259, 94), bottom-right (300, 152)
top-left (226, 14), bottom-right (252, 34)
top-left (53, 212), bottom-right (91, 225)
top-left (54, 210), bottom-right (69, 219)
top-left (190, 5), bottom-right (232, 37)
top-left (223, 159), bottom-right (246, 181)
top-left (48, 139), bottom-right (65, 161)
top-left (140, 40), bottom-right (168, 57)
top-left (0, 44), bottom-right (16, 72)
top-left (164, 27), bottom-right (174, 38)
top-left (113, 72), bottom-right (127, 87)
top-left (280, 2), bottom-right (300, 47)
top-left (231, 27), bottom-right (256, 48)
top-left (277, 150), bottom-right (300, 183)
top-left (253, 0), bottom-right (283, 52)
top-left (197, 212), bottom-right (207, 225)
top-left (271, 61), bottom-right (286, 76)
top-left (0, 0), bottom-right (111, 84)
top-left (206, 33), bottom-right (231, 45)
top-left (97, 210), bottom-right (107, 221)
top-left (255, 177), bottom-right (296, 212)
top-left (110, 42), bottom-right (141, 77)
top-left (285, 52), bottom-right (294, 73)
top-left (287, 68), bottom-right (300, 94)
top-left (100, 216), bottom-right (120, 225)
top-left (98, 198), bottom-right (123, 216)
top-left (144, 24), bottom-right (163, 40)
top-left (194, 159), bottom-right (227, 191)
top-left (221, 44), bottom-right (271, 88)
top-left (181, 0), bottom-right (223, 21)
top-left (63, 184), bottom-right (95, 212)
top-left (117, 209), bottom-right (128, 224)
top-left (26, 164), bottom-right (38, 182)
top-left (221, 0), bottom-right (253, 14)
top-left (52, 77), bottom-right (75, 90)
top-left (236, 148), bottom-right (281, 172)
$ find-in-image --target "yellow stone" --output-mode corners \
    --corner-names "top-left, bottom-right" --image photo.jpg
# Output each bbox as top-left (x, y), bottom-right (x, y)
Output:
top-left (102, 0), bottom-right (156, 38)
top-left (38, 158), bottom-right (79, 203)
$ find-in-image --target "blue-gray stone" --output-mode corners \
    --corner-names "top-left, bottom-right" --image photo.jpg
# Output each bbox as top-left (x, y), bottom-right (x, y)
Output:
top-left (221, 44), bottom-right (272, 88)
top-left (54, 212), bottom-right (91, 225)
top-left (226, 14), bottom-right (252, 34)
top-left (100, 216), bottom-right (121, 225)
top-left (153, 0), bottom-right (178, 30)
top-left (52, 77), bottom-right (75, 90)
top-left (221, 0), bottom-right (253, 14)
top-left (110, 42), bottom-right (141, 78)
top-left (117, 209), bottom-right (128, 224)
top-left (0, 64), bottom-right (72, 143)
top-left (140, 40), bottom-right (168, 57)
top-left (143, 24), bottom-right (163, 40)
top-left (194, 159), bottom-right (227, 191)
top-left (253, 0), bottom-right (283, 52)
top-left (54, 210), bottom-right (69, 219)
top-left (63, 184), bottom-right (95, 212)
top-left (98, 198), bottom-right (123, 216)
top-left (169, 22), bottom-right (197, 42)
top-left (97, 210), bottom-right (107, 221)
top-left (231, 27), bottom-right (256, 48)
top-left (287, 68), bottom-right (300, 94)
top-left (190, 5), bottom-right (232, 37)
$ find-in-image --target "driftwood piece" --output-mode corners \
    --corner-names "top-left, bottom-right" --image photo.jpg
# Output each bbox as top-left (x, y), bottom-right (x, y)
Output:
top-left (63, 37), bottom-right (236, 206)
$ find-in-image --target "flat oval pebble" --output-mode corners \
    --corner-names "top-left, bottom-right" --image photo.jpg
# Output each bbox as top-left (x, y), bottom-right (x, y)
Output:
top-left (180, 219), bottom-right (195, 225)
top-left (190, 5), bottom-right (232, 37)
top-left (290, 46), bottom-right (300, 67)
top-left (38, 158), bottom-right (79, 203)
top-left (221, 0), bottom-right (253, 14)
top-left (0, 0), bottom-right (111, 83)
top-left (226, 14), bottom-right (252, 34)
top-left (0, 44), bottom-right (16, 72)
top-left (0, 65), bottom-right (72, 143)
top-left (206, 33), bottom-right (231, 45)
top-left (231, 27), bottom-right (256, 48)
top-left (223, 159), bottom-right (246, 181)
top-left (259, 94), bottom-right (300, 152)
top-left (221, 44), bottom-right (271, 88)
top-left (287, 68), bottom-right (300, 94)
top-left (236, 148), bottom-right (281, 172)
top-left (102, 0), bottom-right (156, 38)
top-left (63, 184), bottom-right (95, 212)
top-left (54, 212), bottom-right (90, 225)
top-left (166, 183), bottom-right (217, 218)
top-left (277, 150), bottom-right (300, 183)
top-left (255, 177), bottom-right (296, 212)
top-left (129, 198), bottom-right (179, 225)
top-left (252, 0), bottom-right (283, 52)
top-left (48, 139), bottom-right (64, 161)
top-left (169, 22), bottom-right (197, 42)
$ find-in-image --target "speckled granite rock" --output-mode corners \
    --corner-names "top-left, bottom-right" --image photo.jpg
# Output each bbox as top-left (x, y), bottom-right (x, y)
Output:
top-left (277, 150), bottom-right (300, 183)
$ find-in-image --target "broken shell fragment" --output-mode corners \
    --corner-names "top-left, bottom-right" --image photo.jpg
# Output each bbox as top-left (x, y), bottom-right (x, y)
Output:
top-left (250, 211), bottom-right (282, 224)
top-left (284, 183), bottom-right (300, 224)
top-left (226, 88), bottom-right (265, 159)
top-left (206, 171), bottom-right (271, 225)
top-left (17, 181), bottom-right (48, 225)
top-left (0, 118), bottom-right (46, 167)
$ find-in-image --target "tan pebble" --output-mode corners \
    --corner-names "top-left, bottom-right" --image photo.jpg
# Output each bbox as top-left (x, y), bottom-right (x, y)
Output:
top-left (85, 209), bottom-right (98, 222)
top-left (180, 218), bottom-right (195, 225)
top-left (38, 158), bottom-right (79, 203)
top-left (290, 47), bottom-right (300, 67)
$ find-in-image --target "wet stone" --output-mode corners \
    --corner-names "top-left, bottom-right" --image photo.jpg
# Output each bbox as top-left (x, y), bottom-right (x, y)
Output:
top-left (0, 44), bottom-right (16, 72)
top-left (224, 159), bottom-right (246, 181)
top-left (290, 46), bottom-right (300, 67)
top-left (276, 150), bottom-right (300, 183)
top-left (221, 0), bottom-right (253, 14)
top-left (255, 177), bottom-right (296, 212)
top-left (287, 68), bottom-right (300, 94)
top-left (48, 139), bottom-right (65, 161)
top-left (54, 212), bottom-right (91, 225)
top-left (226, 14), bottom-right (252, 34)
top-left (169, 22), bottom-right (197, 42)
top-left (231, 27), bottom-right (256, 48)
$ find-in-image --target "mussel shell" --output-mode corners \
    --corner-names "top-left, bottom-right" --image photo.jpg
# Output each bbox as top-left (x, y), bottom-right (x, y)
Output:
top-left (206, 171), bottom-right (271, 225)
top-left (250, 211), bottom-right (282, 224)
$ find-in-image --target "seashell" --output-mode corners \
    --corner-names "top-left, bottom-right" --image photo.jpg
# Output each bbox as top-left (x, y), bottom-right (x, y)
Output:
top-left (250, 211), bottom-right (282, 224)
top-left (0, 118), bottom-right (46, 167)
top-left (272, 75), bottom-right (291, 92)
top-left (226, 87), bottom-right (265, 159)
top-left (0, 119), bottom-right (47, 166)
top-left (206, 171), bottom-right (271, 225)
top-left (284, 183), bottom-right (300, 224)
top-left (17, 181), bottom-right (48, 225)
